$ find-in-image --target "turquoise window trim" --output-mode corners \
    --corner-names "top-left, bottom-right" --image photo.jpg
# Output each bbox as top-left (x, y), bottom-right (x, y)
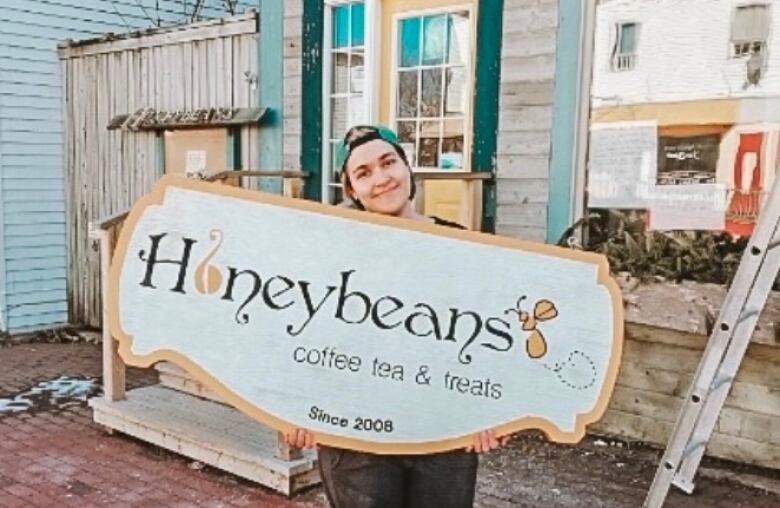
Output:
top-left (472, 0), bottom-right (503, 233)
top-left (226, 127), bottom-right (242, 170)
top-left (547, 0), bottom-right (584, 244)
top-left (258, 0), bottom-right (283, 193)
top-left (302, 0), bottom-right (324, 201)
top-left (155, 132), bottom-right (165, 176)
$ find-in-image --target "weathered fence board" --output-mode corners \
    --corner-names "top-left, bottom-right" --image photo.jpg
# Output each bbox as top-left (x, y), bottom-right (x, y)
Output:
top-left (61, 13), bottom-right (260, 327)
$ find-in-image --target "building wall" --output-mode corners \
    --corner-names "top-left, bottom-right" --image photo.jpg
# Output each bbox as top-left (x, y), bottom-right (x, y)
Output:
top-left (0, 109), bottom-right (5, 329)
top-left (494, 0), bottom-right (558, 242)
top-left (283, 0), bottom-right (303, 171)
top-left (0, 0), bottom-right (253, 333)
top-left (592, 0), bottom-right (780, 108)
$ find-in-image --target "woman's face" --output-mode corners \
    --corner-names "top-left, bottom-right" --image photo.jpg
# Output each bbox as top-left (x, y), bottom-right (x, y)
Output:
top-left (344, 139), bottom-right (413, 216)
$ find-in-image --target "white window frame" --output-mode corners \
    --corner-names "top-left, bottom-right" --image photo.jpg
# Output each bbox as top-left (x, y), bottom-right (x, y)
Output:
top-left (611, 21), bottom-right (638, 71)
top-left (730, 3), bottom-right (770, 58)
top-left (321, 0), bottom-right (381, 203)
top-left (389, 4), bottom-right (475, 173)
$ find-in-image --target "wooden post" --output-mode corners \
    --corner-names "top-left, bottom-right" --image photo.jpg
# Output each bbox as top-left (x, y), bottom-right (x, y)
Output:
top-left (282, 177), bottom-right (303, 198)
top-left (459, 180), bottom-right (483, 230)
top-left (99, 228), bottom-right (126, 401)
top-left (414, 179), bottom-right (426, 214)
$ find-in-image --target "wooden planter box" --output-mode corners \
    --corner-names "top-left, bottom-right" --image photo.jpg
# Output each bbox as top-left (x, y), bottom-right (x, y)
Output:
top-left (593, 278), bottom-right (780, 469)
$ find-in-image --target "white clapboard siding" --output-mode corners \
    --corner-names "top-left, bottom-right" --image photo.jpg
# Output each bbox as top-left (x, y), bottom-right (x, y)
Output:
top-left (61, 12), bottom-right (260, 329)
top-left (592, 0), bottom-right (780, 108)
top-left (495, 0), bottom-right (558, 242)
top-left (0, 0), bottom-right (256, 333)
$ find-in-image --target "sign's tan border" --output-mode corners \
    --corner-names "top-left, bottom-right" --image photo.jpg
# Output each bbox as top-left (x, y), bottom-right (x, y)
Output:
top-left (107, 175), bottom-right (625, 454)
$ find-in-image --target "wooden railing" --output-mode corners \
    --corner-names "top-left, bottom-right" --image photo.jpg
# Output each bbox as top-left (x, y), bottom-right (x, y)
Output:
top-left (207, 170), bottom-right (308, 198)
top-left (613, 53), bottom-right (637, 71)
top-left (95, 218), bottom-right (127, 402)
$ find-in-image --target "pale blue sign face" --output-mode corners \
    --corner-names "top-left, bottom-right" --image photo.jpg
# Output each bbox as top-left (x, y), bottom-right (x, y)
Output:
top-left (109, 176), bottom-right (624, 454)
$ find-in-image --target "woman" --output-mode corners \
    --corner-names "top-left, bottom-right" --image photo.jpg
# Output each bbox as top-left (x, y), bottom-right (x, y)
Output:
top-left (286, 125), bottom-right (507, 508)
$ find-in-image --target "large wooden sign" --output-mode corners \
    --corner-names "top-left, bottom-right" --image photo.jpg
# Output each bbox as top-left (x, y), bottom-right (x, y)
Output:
top-left (108, 176), bottom-right (624, 454)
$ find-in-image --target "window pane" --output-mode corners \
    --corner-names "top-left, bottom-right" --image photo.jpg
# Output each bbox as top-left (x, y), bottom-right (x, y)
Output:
top-left (421, 68), bottom-right (443, 117)
top-left (331, 140), bottom-right (342, 179)
top-left (732, 5), bottom-right (769, 42)
top-left (332, 52), bottom-right (349, 94)
top-left (620, 23), bottom-right (636, 54)
top-left (447, 12), bottom-right (470, 65)
top-left (349, 95), bottom-right (366, 126)
top-left (397, 120), bottom-right (417, 166)
top-left (397, 70), bottom-right (419, 118)
top-left (397, 120), bottom-right (416, 144)
top-left (350, 51), bottom-right (364, 93)
top-left (441, 119), bottom-right (464, 169)
top-left (351, 3), bottom-right (365, 46)
top-left (444, 67), bottom-right (466, 117)
top-left (417, 121), bottom-right (441, 167)
top-left (331, 97), bottom-right (348, 139)
top-left (333, 6), bottom-right (350, 49)
top-left (399, 17), bottom-right (421, 67)
top-left (422, 15), bottom-right (447, 65)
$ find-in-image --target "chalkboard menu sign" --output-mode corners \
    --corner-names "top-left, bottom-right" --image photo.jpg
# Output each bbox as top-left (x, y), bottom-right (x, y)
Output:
top-left (657, 134), bottom-right (720, 185)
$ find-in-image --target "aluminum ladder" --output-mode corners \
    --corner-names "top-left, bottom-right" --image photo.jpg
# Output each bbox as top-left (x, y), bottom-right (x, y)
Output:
top-left (644, 175), bottom-right (780, 507)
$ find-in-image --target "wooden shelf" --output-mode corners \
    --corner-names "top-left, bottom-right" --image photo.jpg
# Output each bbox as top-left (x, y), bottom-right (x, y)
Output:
top-left (89, 385), bottom-right (319, 496)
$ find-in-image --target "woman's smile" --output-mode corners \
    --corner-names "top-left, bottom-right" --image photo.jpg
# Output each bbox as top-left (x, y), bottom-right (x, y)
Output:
top-left (373, 181), bottom-right (401, 198)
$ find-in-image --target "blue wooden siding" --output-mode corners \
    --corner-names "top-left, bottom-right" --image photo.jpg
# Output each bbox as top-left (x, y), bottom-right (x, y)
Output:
top-left (0, 0), bottom-right (256, 333)
top-left (257, 0), bottom-right (283, 194)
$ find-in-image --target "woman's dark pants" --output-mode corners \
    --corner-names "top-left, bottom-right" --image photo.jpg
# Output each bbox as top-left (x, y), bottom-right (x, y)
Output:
top-left (317, 446), bottom-right (478, 508)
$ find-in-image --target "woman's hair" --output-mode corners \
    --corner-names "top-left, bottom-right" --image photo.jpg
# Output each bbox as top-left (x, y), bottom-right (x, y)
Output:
top-left (337, 125), bottom-right (416, 209)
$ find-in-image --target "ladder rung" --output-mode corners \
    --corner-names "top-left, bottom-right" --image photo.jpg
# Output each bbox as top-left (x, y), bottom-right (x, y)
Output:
top-left (681, 439), bottom-right (707, 459)
top-left (736, 307), bottom-right (760, 325)
top-left (710, 374), bottom-right (735, 391)
top-left (672, 476), bottom-right (696, 495)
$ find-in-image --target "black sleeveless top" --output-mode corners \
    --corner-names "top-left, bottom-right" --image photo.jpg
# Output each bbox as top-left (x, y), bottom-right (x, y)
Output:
top-left (432, 216), bottom-right (466, 230)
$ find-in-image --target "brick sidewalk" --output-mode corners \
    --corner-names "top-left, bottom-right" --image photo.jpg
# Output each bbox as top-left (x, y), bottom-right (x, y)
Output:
top-left (1, 341), bottom-right (778, 507)
top-left (0, 343), bottom-right (326, 508)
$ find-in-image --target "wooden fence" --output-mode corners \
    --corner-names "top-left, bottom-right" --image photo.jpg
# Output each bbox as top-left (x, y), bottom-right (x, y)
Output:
top-left (60, 12), bottom-right (261, 327)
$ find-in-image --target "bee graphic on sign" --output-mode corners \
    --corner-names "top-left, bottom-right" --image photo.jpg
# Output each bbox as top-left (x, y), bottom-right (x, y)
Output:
top-left (505, 296), bottom-right (559, 359)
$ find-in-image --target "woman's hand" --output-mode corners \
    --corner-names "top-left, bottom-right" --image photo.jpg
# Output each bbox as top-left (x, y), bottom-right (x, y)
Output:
top-left (465, 430), bottom-right (512, 453)
top-left (284, 428), bottom-right (317, 449)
